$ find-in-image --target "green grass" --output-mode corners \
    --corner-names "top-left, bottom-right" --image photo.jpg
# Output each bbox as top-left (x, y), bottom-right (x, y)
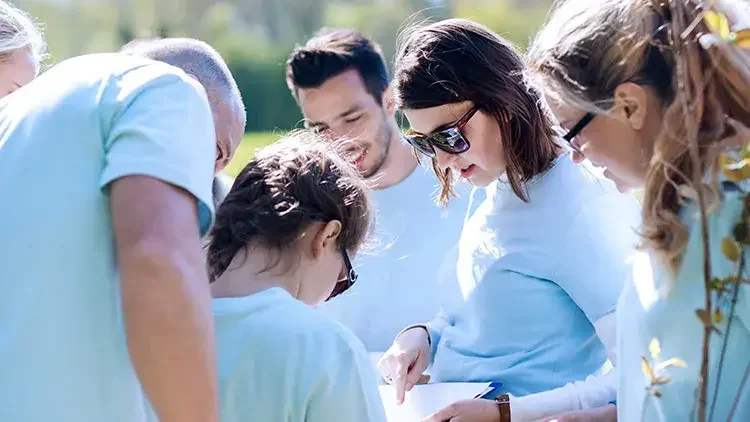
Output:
top-left (224, 132), bottom-right (279, 177)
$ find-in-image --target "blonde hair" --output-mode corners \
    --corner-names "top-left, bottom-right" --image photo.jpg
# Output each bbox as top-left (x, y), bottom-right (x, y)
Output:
top-left (528, 0), bottom-right (750, 271)
top-left (0, 1), bottom-right (46, 64)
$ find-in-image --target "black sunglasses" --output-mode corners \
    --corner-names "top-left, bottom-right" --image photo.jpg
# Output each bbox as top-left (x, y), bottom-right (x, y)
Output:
top-left (403, 107), bottom-right (478, 158)
top-left (327, 243), bottom-right (358, 300)
top-left (561, 112), bottom-right (596, 152)
top-left (309, 215), bottom-right (359, 300)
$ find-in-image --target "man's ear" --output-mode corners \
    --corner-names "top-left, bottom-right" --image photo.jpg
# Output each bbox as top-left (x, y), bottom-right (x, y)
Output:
top-left (311, 220), bottom-right (343, 260)
top-left (612, 82), bottom-right (649, 131)
top-left (382, 85), bottom-right (397, 117)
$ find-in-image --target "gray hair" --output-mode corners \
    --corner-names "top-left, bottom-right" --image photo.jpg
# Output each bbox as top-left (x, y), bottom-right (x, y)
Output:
top-left (121, 37), bottom-right (245, 126)
top-left (0, 1), bottom-right (46, 64)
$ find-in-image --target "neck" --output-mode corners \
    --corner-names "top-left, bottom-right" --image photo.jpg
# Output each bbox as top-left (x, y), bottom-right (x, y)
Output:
top-left (211, 247), bottom-right (301, 300)
top-left (368, 119), bottom-right (417, 190)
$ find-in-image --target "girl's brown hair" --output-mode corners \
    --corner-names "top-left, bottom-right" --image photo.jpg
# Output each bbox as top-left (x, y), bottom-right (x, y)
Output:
top-left (528, 0), bottom-right (750, 271)
top-left (393, 18), bottom-right (560, 204)
top-left (205, 130), bottom-right (372, 282)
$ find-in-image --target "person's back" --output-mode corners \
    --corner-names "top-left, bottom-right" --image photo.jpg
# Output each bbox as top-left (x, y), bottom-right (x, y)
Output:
top-left (214, 288), bottom-right (384, 421)
top-left (0, 53), bottom-right (216, 421)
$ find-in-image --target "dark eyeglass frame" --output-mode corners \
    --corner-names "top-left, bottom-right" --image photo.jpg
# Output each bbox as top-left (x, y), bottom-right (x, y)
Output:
top-left (561, 112), bottom-right (596, 152)
top-left (403, 106), bottom-right (479, 158)
top-left (309, 215), bottom-right (359, 300)
top-left (328, 243), bottom-right (358, 300)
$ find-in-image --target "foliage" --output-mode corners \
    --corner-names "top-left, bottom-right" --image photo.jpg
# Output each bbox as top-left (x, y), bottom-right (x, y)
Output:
top-left (16, 0), bottom-right (553, 132)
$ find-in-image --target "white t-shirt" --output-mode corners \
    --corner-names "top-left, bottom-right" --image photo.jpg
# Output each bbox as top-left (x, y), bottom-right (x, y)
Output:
top-left (212, 287), bottom-right (387, 422)
top-left (316, 164), bottom-right (471, 351)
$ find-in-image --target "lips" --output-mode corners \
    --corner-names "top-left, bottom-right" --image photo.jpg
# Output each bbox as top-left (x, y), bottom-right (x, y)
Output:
top-left (351, 149), bottom-right (367, 169)
top-left (459, 164), bottom-right (477, 178)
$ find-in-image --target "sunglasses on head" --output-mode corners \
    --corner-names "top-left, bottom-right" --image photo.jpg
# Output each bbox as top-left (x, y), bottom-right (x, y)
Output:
top-left (402, 106), bottom-right (478, 158)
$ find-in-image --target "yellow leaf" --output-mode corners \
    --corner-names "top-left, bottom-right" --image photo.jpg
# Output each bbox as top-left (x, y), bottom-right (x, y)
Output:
top-left (736, 29), bottom-right (750, 48)
top-left (656, 358), bottom-right (688, 372)
top-left (713, 308), bottom-right (724, 324)
top-left (705, 10), bottom-right (732, 40)
top-left (641, 356), bottom-right (655, 381)
top-left (722, 236), bottom-right (742, 262)
top-left (649, 338), bottom-right (662, 360)
top-left (696, 309), bottom-right (712, 326)
top-left (742, 142), bottom-right (750, 160)
top-left (720, 154), bottom-right (750, 182)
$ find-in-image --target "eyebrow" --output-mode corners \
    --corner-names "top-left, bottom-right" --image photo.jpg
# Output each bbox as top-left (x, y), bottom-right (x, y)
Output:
top-left (306, 105), bottom-right (363, 128)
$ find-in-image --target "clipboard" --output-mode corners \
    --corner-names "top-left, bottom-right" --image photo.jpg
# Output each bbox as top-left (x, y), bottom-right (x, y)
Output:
top-left (474, 381), bottom-right (504, 399)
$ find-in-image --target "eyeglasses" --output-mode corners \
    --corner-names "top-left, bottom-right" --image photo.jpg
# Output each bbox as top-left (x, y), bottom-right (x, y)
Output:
top-left (327, 243), bottom-right (358, 300)
top-left (402, 107), bottom-right (478, 158)
top-left (561, 112), bottom-right (596, 152)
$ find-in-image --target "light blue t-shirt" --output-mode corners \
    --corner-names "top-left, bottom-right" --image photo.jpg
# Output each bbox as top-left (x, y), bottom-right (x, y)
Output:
top-left (618, 180), bottom-right (750, 421)
top-left (212, 287), bottom-right (387, 422)
top-left (317, 164), bottom-right (470, 352)
top-left (0, 54), bottom-right (216, 421)
top-left (425, 152), bottom-right (641, 397)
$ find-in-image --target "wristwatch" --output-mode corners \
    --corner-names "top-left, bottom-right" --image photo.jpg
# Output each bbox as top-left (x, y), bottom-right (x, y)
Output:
top-left (495, 394), bottom-right (511, 422)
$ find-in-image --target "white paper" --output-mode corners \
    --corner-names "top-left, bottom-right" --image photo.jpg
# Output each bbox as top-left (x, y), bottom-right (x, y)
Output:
top-left (378, 382), bottom-right (491, 422)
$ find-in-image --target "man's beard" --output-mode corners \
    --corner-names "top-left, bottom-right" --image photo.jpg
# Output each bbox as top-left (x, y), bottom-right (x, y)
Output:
top-left (361, 116), bottom-right (393, 179)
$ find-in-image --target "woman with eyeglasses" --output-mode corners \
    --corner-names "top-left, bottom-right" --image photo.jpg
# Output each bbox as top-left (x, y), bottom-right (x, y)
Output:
top-left (528, 0), bottom-right (750, 420)
top-left (376, 18), bottom-right (640, 422)
top-left (202, 131), bottom-right (386, 422)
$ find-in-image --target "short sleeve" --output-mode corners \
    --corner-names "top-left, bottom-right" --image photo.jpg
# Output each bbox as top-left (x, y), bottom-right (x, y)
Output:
top-left (553, 190), bottom-right (641, 322)
top-left (98, 64), bottom-right (216, 236)
top-left (305, 340), bottom-right (387, 422)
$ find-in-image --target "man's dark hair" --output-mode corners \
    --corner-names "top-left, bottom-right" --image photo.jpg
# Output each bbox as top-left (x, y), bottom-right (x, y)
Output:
top-left (285, 28), bottom-right (390, 104)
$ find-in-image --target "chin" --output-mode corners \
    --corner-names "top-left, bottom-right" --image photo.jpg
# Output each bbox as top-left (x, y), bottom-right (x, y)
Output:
top-left (608, 176), bottom-right (634, 194)
top-left (466, 172), bottom-right (495, 187)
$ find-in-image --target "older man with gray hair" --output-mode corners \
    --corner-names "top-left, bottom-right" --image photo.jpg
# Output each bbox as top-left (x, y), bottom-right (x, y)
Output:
top-left (0, 38), bottom-right (243, 422)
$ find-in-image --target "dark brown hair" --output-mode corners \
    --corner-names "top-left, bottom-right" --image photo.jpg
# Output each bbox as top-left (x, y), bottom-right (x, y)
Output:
top-left (205, 130), bottom-right (372, 282)
top-left (285, 28), bottom-right (390, 104)
top-left (393, 18), bottom-right (559, 203)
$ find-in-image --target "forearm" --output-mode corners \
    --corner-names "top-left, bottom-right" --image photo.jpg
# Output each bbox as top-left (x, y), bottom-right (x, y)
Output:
top-left (511, 370), bottom-right (617, 422)
top-left (120, 246), bottom-right (218, 422)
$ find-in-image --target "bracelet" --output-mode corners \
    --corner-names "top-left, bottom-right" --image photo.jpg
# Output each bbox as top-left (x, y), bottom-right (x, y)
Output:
top-left (495, 393), bottom-right (511, 422)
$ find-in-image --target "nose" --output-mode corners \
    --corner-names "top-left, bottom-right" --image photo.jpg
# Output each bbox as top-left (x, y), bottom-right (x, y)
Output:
top-left (571, 149), bottom-right (586, 164)
top-left (568, 137), bottom-right (587, 164)
top-left (433, 148), bottom-right (457, 172)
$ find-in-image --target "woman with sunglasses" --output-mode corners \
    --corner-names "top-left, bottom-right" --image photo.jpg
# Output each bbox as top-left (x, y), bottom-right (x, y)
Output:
top-left (376, 19), bottom-right (640, 422)
top-left (203, 131), bottom-right (386, 422)
top-left (528, 0), bottom-right (750, 420)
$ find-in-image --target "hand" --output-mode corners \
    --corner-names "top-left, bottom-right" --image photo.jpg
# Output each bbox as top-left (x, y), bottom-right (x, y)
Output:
top-left (421, 398), bottom-right (500, 422)
top-left (377, 326), bottom-right (431, 404)
top-left (534, 404), bottom-right (617, 422)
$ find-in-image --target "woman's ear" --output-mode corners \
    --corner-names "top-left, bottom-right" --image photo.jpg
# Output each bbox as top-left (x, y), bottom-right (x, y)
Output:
top-left (613, 82), bottom-right (649, 131)
top-left (311, 220), bottom-right (343, 260)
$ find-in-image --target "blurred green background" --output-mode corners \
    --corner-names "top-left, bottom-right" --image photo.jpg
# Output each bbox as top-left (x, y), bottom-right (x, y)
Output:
top-left (18, 0), bottom-right (553, 176)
